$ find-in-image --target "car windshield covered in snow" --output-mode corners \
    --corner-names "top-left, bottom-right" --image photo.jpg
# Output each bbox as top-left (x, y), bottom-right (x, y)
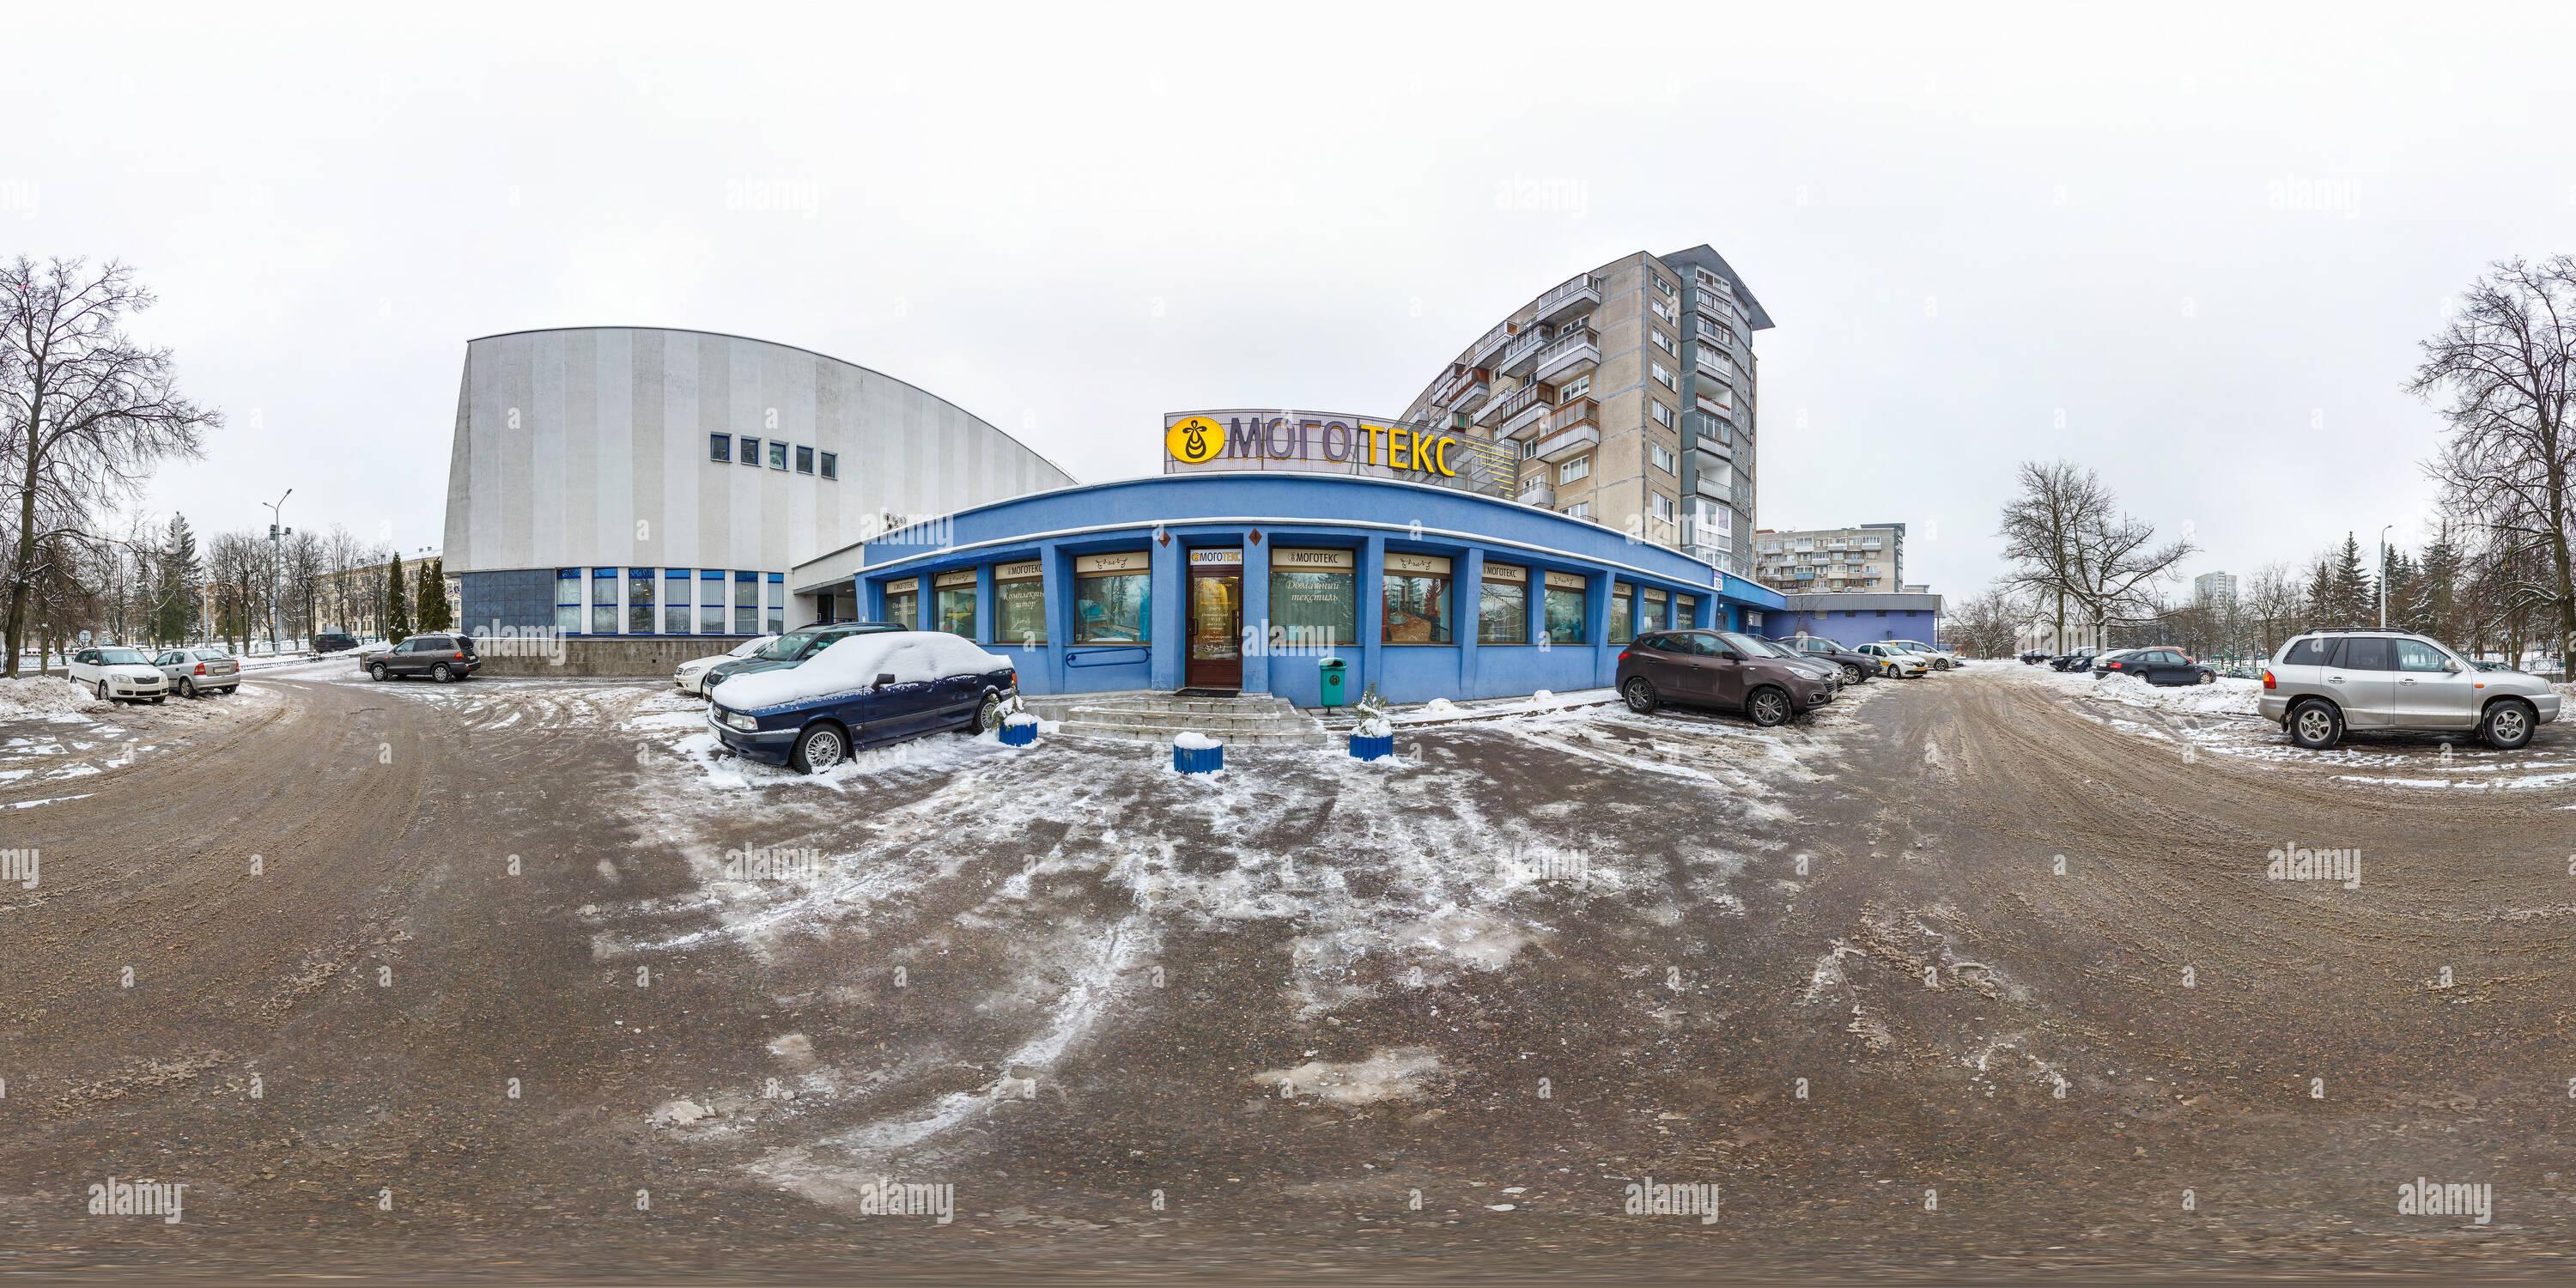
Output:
top-left (97, 647), bottom-right (149, 665)
top-left (714, 632), bottom-right (1010, 710)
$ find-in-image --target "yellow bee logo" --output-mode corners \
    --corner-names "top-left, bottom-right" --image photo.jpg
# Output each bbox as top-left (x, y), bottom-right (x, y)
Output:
top-left (1166, 416), bottom-right (1224, 464)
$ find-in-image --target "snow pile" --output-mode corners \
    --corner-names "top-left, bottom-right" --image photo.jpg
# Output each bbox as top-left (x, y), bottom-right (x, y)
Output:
top-left (1003, 712), bottom-right (1040, 729)
top-left (1421, 697), bottom-right (1460, 715)
top-left (0, 677), bottom-right (107, 721)
top-left (1173, 731), bottom-right (1223, 750)
top-left (2087, 671), bottom-right (2263, 716)
top-left (1529, 689), bottom-right (1562, 711)
top-left (713, 633), bottom-right (1005, 710)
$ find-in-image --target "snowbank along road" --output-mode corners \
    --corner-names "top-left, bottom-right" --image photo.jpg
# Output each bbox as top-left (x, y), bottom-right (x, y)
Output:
top-left (1, 657), bottom-right (2573, 1279)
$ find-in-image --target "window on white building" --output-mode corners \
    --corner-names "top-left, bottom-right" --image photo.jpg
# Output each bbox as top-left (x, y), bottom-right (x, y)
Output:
top-left (1558, 456), bottom-right (1591, 484)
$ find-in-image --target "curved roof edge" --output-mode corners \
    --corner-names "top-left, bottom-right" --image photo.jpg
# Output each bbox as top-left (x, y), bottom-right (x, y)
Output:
top-left (461, 325), bottom-right (1078, 486)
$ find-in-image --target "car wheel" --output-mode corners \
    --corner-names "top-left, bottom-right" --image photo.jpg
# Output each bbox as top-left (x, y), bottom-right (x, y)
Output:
top-left (791, 722), bottom-right (848, 775)
top-left (2198, 669), bottom-right (2215, 684)
top-left (2288, 699), bottom-right (2343, 750)
top-left (1622, 677), bottom-right (1660, 714)
top-left (179, 677), bottom-right (197, 698)
top-left (1745, 686), bottom-right (1792, 727)
top-left (95, 680), bottom-right (110, 702)
top-left (1840, 663), bottom-right (1863, 683)
top-left (972, 690), bottom-right (1003, 733)
top-left (2481, 698), bottom-right (2537, 750)
top-left (369, 662), bottom-right (388, 682)
top-left (432, 663), bottom-right (454, 683)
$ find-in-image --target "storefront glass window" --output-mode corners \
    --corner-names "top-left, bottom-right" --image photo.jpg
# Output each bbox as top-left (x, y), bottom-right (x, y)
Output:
top-left (765, 574), bottom-right (785, 635)
top-left (1607, 583), bottom-right (1634, 645)
top-left (1543, 581), bottom-right (1587, 644)
top-left (996, 564), bottom-right (1046, 647)
top-left (884, 587), bottom-right (918, 629)
top-left (592, 568), bottom-right (618, 635)
top-left (1479, 580), bottom-right (1528, 644)
top-left (665, 569), bottom-right (692, 635)
top-left (627, 568), bottom-right (655, 634)
top-left (1075, 572), bottom-right (1151, 642)
top-left (700, 570), bottom-right (726, 633)
top-left (1270, 569), bottom-right (1355, 653)
top-left (733, 571), bottom-right (759, 635)
top-left (1382, 554), bottom-right (1453, 645)
top-left (935, 579), bottom-right (978, 638)
top-left (556, 570), bottom-right (581, 635)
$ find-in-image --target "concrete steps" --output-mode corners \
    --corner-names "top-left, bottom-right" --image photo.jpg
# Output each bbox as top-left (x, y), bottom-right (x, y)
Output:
top-left (1030, 690), bottom-right (1331, 747)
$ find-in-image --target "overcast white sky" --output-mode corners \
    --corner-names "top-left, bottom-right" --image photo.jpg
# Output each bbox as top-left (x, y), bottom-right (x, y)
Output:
top-left (9, 3), bottom-right (2572, 595)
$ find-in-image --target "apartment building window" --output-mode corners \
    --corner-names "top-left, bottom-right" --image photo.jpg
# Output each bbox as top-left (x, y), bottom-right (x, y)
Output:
top-left (1650, 443), bottom-right (1675, 473)
top-left (1650, 298), bottom-right (1672, 322)
top-left (1562, 501), bottom-right (1592, 520)
top-left (1558, 374), bottom-right (1590, 400)
top-left (768, 440), bottom-right (788, 471)
top-left (1651, 492), bottom-right (1676, 523)
top-left (819, 451), bottom-right (838, 480)
top-left (1654, 275), bottom-right (1677, 296)
top-left (796, 445), bottom-right (815, 474)
top-left (1558, 456), bottom-right (1590, 485)
top-left (738, 437), bottom-right (762, 468)
top-left (1651, 361), bottom-right (1675, 390)
top-left (1520, 439), bottom-right (1540, 459)
top-left (1651, 401), bottom-right (1675, 428)
top-left (708, 433), bottom-right (732, 463)
top-left (1653, 329), bottom-right (1675, 355)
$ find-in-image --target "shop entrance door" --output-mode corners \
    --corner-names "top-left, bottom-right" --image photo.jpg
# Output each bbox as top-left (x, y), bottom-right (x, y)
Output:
top-left (1186, 550), bottom-right (1244, 690)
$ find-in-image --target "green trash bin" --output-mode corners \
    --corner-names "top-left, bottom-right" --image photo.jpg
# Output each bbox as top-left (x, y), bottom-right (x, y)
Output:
top-left (1318, 659), bottom-right (1347, 708)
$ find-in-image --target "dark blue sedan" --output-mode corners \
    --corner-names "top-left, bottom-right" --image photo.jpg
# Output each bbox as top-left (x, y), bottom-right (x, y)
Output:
top-left (709, 652), bottom-right (1019, 773)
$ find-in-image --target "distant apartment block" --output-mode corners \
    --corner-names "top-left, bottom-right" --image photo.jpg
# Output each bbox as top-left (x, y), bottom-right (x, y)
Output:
top-left (2193, 570), bottom-right (2238, 605)
top-left (1398, 246), bottom-right (1772, 578)
top-left (1751, 523), bottom-right (1905, 593)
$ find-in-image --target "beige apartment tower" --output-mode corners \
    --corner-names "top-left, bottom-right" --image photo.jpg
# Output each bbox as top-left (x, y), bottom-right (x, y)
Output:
top-left (1399, 246), bottom-right (1771, 578)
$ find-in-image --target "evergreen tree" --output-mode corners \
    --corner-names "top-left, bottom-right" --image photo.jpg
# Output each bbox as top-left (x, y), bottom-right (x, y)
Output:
top-left (2330, 532), bottom-right (2372, 626)
top-left (2303, 555), bottom-right (2340, 629)
top-left (416, 557), bottom-right (453, 633)
top-left (153, 514), bottom-right (202, 645)
top-left (386, 553), bottom-right (411, 643)
top-left (2421, 524), bottom-right (2465, 646)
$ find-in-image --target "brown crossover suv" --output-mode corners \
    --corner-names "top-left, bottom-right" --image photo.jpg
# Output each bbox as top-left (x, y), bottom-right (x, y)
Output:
top-left (1617, 629), bottom-right (1834, 726)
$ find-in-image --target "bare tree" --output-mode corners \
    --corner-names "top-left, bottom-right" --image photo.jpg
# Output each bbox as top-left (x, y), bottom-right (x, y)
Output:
top-left (2411, 254), bottom-right (2576, 674)
top-left (0, 258), bottom-right (217, 675)
top-left (1947, 583), bottom-right (2026, 659)
top-left (2241, 562), bottom-right (2304, 661)
top-left (1997, 459), bottom-right (2196, 648)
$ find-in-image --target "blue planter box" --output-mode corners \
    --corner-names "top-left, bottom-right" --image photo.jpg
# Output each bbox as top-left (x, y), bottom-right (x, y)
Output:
top-left (1172, 741), bottom-right (1224, 775)
top-left (1349, 733), bottom-right (1394, 761)
top-left (998, 719), bottom-right (1037, 747)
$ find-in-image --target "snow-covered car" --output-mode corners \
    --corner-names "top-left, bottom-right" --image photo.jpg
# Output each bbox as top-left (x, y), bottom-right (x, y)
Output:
top-left (708, 632), bottom-right (1018, 773)
top-left (152, 647), bottom-right (240, 696)
top-left (674, 635), bottom-right (778, 696)
top-left (68, 646), bottom-right (169, 703)
top-left (1886, 640), bottom-right (1958, 670)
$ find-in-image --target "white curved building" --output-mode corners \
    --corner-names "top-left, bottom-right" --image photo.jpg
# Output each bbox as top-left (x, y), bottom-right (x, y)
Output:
top-left (442, 326), bottom-right (1073, 636)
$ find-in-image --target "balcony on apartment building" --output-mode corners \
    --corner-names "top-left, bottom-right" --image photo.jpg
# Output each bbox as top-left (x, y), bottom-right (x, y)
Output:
top-left (1532, 398), bottom-right (1600, 461)
top-left (1434, 365), bottom-right (1492, 412)
top-left (1517, 483), bottom-right (1554, 508)
top-left (1692, 343), bottom-right (1733, 383)
top-left (1480, 381), bottom-right (1554, 438)
top-left (1469, 319), bottom-right (1514, 368)
top-left (1692, 473), bottom-right (1735, 505)
top-left (1533, 271), bottom-right (1603, 325)
top-left (1496, 324), bottom-right (1555, 380)
top-left (1532, 325), bottom-right (1600, 385)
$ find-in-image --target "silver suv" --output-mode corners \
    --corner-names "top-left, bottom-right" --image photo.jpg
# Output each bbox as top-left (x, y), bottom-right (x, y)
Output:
top-left (2260, 629), bottom-right (2560, 750)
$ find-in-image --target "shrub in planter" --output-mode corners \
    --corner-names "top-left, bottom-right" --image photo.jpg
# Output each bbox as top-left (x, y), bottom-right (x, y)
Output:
top-left (1349, 713), bottom-right (1394, 761)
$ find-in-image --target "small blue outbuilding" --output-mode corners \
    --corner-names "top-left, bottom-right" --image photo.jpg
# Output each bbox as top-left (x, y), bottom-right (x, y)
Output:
top-left (797, 472), bottom-right (1784, 707)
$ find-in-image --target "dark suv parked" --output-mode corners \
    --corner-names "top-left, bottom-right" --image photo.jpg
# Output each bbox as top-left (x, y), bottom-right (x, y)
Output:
top-left (1617, 629), bottom-right (1834, 726)
top-left (367, 633), bottom-right (479, 683)
top-left (1777, 635), bottom-right (1879, 684)
top-left (313, 632), bottom-right (360, 653)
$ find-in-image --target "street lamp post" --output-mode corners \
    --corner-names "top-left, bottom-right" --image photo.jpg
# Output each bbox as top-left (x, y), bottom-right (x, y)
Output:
top-left (262, 489), bottom-right (294, 654)
top-left (2379, 523), bottom-right (2394, 629)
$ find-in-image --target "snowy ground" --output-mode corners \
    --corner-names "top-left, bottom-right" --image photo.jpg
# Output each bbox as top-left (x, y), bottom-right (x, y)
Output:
top-left (1987, 657), bottom-right (2576, 789)
top-left (0, 675), bottom-right (285, 799)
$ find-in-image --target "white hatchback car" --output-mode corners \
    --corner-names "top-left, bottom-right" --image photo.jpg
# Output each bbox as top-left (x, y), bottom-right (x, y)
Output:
top-left (68, 646), bottom-right (170, 703)
top-left (1854, 641), bottom-right (1929, 677)
top-left (676, 635), bottom-right (779, 696)
top-left (1887, 639), bottom-right (1958, 670)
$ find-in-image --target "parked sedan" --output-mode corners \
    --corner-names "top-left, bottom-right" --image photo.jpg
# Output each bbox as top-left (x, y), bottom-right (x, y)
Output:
top-left (67, 646), bottom-right (169, 703)
top-left (2092, 647), bottom-right (2212, 685)
top-left (152, 647), bottom-right (240, 697)
top-left (1779, 635), bottom-right (1879, 684)
top-left (2050, 647), bottom-right (2100, 671)
top-left (365, 633), bottom-right (480, 683)
top-left (700, 622), bottom-right (907, 692)
top-left (1886, 640), bottom-right (1958, 670)
top-left (675, 635), bottom-right (779, 696)
top-left (1615, 629), bottom-right (1834, 726)
top-left (2019, 649), bottom-right (2054, 665)
top-left (709, 632), bottom-right (1019, 773)
top-left (1854, 641), bottom-right (1929, 677)
top-left (313, 631), bottom-right (361, 654)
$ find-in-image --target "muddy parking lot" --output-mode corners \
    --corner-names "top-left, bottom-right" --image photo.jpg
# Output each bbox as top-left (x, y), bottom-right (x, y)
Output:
top-left (1, 659), bottom-right (2573, 1280)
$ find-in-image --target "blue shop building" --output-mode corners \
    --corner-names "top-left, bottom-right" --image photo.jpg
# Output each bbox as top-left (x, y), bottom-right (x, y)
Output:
top-left (792, 472), bottom-right (1784, 707)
